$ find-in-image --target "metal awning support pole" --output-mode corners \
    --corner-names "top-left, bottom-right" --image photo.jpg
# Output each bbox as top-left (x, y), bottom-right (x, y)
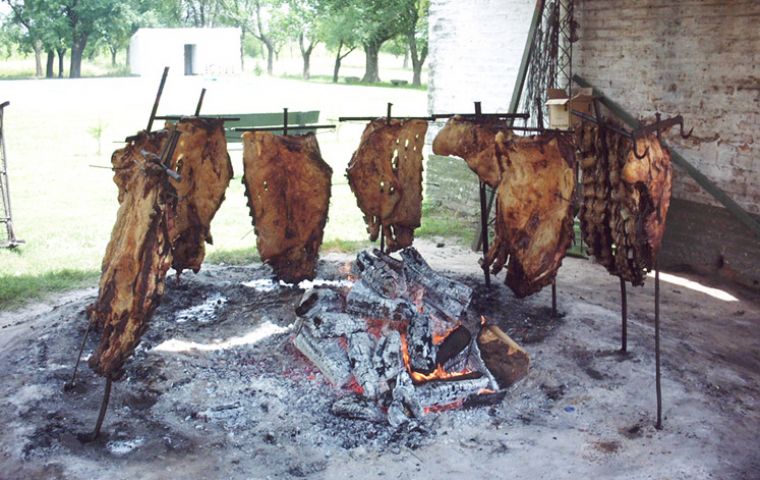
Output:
top-left (473, 0), bottom-right (545, 252)
top-left (572, 74), bottom-right (760, 240)
top-left (0, 101), bottom-right (23, 248)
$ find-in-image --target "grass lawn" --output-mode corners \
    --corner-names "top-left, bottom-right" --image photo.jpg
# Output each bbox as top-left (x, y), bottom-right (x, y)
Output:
top-left (0, 70), bottom-right (474, 310)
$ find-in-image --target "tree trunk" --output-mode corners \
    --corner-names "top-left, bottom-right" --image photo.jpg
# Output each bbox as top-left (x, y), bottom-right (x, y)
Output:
top-left (110, 47), bottom-right (117, 67)
top-left (239, 31), bottom-right (245, 71)
top-left (403, 49), bottom-right (409, 69)
top-left (332, 42), bottom-right (343, 83)
top-left (126, 44), bottom-right (130, 69)
top-left (57, 48), bottom-right (66, 78)
top-left (361, 41), bottom-right (381, 83)
top-left (70, 36), bottom-right (86, 78)
top-left (46, 50), bottom-right (55, 78)
top-left (265, 41), bottom-right (274, 75)
top-left (408, 33), bottom-right (427, 87)
top-left (303, 51), bottom-right (311, 80)
top-left (33, 40), bottom-right (43, 77)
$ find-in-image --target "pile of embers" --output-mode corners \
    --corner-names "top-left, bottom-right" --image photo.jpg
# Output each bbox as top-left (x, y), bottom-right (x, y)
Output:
top-left (294, 247), bottom-right (529, 427)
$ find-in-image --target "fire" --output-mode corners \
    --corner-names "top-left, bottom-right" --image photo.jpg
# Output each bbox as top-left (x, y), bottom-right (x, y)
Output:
top-left (338, 261), bottom-right (356, 282)
top-left (424, 400), bottom-right (465, 414)
top-left (400, 332), bottom-right (473, 384)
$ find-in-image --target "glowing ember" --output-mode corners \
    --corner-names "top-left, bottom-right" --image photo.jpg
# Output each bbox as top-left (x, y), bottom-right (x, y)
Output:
top-left (400, 333), bottom-right (473, 384)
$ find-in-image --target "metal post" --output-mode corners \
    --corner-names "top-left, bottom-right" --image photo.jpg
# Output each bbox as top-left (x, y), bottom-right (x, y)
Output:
top-left (79, 377), bottom-right (112, 443)
top-left (620, 277), bottom-right (628, 352)
top-left (0, 101), bottom-right (23, 248)
top-left (551, 280), bottom-right (557, 316)
top-left (194, 88), bottom-right (206, 116)
top-left (386, 102), bottom-right (393, 125)
top-left (146, 67), bottom-right (169, 132)
top-left (379, 228), bottom-right (385, 253)
top-left (283, 108), bottom-right (289, 135)
top-left (64, 324), bottom-right (91, 391)
top-left (654, 265), bottom-right (662, 429)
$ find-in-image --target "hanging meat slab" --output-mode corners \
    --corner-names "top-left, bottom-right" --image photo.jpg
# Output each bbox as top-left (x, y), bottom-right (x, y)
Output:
top-left (485, 132), bottom-right (576, 298)
top-left (576, 123), bottom-right (672, 285)
top-left (242, 132), bottom-right (332, 283)
top-left (88, 143), bottom-right (176, 379)
top-left (111, 130), bottom-right (168, 203)
top-left (346, 119), bottom-right (427, 251)
top-left (432, 116), bottom-right (512, 188)
top-left (168, 118), bottom-right (233, 275)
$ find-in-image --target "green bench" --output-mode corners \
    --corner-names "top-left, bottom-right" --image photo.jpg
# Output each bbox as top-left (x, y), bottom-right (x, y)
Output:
top-left (221, 111), bottom-right (321, 144)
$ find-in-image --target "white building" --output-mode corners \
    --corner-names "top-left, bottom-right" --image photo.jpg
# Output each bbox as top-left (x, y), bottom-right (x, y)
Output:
top-left (129, 28), bottom-right (241, 77)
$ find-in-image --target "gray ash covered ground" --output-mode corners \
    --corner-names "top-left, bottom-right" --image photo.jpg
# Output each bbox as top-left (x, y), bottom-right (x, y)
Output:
top-left (1, 242), bottom-right (759, 479)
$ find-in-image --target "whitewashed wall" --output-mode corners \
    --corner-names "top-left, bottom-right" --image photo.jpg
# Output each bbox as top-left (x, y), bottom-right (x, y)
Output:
top-left (427, 0), bottom-right (534, 115)
top-left (129, 28), bottom-right (241, 77)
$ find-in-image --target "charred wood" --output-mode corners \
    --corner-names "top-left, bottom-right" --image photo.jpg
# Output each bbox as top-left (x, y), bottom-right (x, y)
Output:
top-left (293, 326), bottom-right (352, 387)
top-left (477, 324), bottom-right (529, 389)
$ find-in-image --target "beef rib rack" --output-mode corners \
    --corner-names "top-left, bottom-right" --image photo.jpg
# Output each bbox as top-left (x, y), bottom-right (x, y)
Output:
top-left (346, 118), bottom-right (427, 252)
top-left (168, 118), bottom-right (233, 275)
top-left (485, 132), bottom-right (576, 298)
top-left (242, 131), bottom-right (332, 283)
top-left (88, 132), bottom-right (176, 379)
top-left (575, 122), bottom-right (672, 285)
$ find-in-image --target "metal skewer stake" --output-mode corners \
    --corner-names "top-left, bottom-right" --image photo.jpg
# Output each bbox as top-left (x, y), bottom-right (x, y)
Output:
top-left (474, 101), bottom-right (491, 288)
top-left (654, 263), bottom-right (662, 429)
top-left (79, 378), bottom-right (112, 443)
top-left (146, 67), bottom-right (169, 132)
top-left (64, 324), bottom-right (91, 391)
top-left (194, 88), bottom-right (206, 116)
top-left (620, 277), bottom-right (628, 352)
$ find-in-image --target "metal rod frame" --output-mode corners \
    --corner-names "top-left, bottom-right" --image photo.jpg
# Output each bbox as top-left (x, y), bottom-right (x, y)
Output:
top-left (0, 101), bottom-right (23, 248)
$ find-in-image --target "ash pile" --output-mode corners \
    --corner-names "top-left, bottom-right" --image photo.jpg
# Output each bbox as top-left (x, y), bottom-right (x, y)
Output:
top-left (294, 247), bottom-right (529, 427)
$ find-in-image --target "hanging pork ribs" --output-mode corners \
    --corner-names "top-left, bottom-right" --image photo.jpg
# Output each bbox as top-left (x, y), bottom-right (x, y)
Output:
top-left (242, 132), bottom-right (332, 283)
top-left (431, 115), bottom-right (510, 188)
top-left (88, 132), bottom-right (176, 379)
top-left (576, 122), bottom-right (673, 285)
top-left (485, 132), bottom-right (576, 297)
top-left (346, 118), bottom-right (427, 251)
top-left (168, 118), bottom-right (233, 275)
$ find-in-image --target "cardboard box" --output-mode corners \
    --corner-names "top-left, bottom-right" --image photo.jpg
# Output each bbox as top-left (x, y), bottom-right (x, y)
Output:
top-left (546, 87), bottom-right (595, 129)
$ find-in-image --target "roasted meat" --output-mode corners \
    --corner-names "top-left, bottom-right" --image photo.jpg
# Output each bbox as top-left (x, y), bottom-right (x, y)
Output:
top-left (88, 140), bottom-right (176, 379)
top-left (168, 118), bottom-right (233, 275)
top-left (242, 132), bottom-right (332, 283)
top-left (576, 123), bottom-right (672, 285)
top-left (485, 132), bottom-right (576, 297)
top-left (432, 116), bottom-right (512, 188)
top-left (346, 119), bottom-right (427, 251)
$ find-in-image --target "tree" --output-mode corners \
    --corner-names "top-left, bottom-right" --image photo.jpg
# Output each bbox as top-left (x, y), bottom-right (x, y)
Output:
top-left (58, 0), bottom-right (121, 78)
top-left (276, 0), bottom-right (320, 79)
top-left (219, 0), bottom-right (281, 74)
top-left (403, 0), bottom-right (428, 86)
top-left (3, 0), bottom-right (47, 76)
top-left (351, 0), bottom-right (407, 83)
top-left (318, 0), bottom-right (359, 83)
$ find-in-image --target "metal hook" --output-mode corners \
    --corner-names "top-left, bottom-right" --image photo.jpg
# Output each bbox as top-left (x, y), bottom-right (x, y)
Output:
top-left (632, 138), bottom-right (650, 159)
top-left (679, 117), bottom-right (693, 139)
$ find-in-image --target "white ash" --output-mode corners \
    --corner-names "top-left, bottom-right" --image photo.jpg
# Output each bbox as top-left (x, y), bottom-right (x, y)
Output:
top-left (174, 293), bottom-right (227, 323)
top-left (106, 438), bottom-right (144, 456)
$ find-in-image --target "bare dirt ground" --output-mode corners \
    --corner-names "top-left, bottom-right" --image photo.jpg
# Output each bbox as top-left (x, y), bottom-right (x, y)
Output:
top-left (1, 240), bottom-right (758, 480)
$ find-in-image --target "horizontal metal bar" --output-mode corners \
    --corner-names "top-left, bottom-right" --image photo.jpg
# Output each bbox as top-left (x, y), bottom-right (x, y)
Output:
top-left (633, 115), bottom-right (683, 138)
top-left (231, 124), bottom-right (336, 132)
top-left (338, 116), bottom-right (436, 122)
top-left (572, 74), bottom-right (760, 240)
top-left (571, 110), bottom-right (635, 138)
top-left (432, 112), bottom-right (530, 120)
top-left (155, 115), bottom-right (241, 121)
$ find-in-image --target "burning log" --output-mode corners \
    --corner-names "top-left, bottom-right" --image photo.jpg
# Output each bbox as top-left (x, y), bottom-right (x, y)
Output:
top-left (371, 330), bottom-right (404, 384)
top-left (406, 313), bottom-right (437, 374)
top-left (415, 375), bottom-right (491, 410)
top-left (242, 132), bottom-right (332, 283)
top-left (476, 324), bottom-right (529, 389)
top-left (388, 371), bottom-right (424, 427)
top-left (168, 118), bottom-right (233, 275)
top-left (348, 332), bottom-right (382, 398)
top-left (293, 326), bottom-right (352, 387)
top-left (346, 280), bottom-right (416, 321)
top-left (399, 248), bottom-right (473, 320)
top-left (304, 312), bottom-right (366, 339)
top-left (296, 288), bottom-right (344, 317)
top-left (435, 326), bottom-right (472, 367)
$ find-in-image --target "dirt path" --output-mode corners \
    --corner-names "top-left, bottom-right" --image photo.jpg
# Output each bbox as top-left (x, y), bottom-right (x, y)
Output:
top-left (1, 241), bottom-right (758, 479)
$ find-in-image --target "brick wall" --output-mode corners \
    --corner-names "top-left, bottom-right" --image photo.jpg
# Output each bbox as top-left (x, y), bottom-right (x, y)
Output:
top-left (575, 0), bottom-right (760, 215)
